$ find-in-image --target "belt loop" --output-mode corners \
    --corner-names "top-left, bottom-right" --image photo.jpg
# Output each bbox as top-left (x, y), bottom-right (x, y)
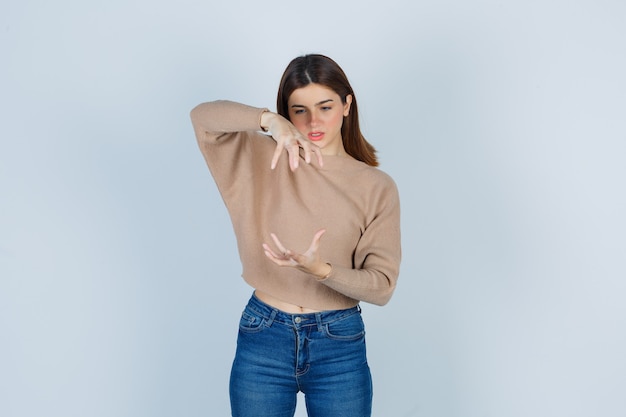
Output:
top-left (315, 312), bottom-right (323, 332)
top-left (266, 309), bottom-right (277, 327)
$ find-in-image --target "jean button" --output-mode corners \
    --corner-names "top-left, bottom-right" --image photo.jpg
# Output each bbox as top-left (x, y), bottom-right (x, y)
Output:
top-left (294, 317), bottom-right (302, 324)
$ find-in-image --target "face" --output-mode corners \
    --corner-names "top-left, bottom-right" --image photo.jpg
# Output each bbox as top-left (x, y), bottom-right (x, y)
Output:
top-left (287, 83), bottom-right (352, 156)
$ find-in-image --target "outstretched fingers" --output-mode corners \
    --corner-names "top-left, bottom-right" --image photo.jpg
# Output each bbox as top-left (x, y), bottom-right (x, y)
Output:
top-left (307, 229), bottom-right (326, 255)
top-left (286, 143), bottom-right (301, 171)
top-left (262, 230), bottom-right (328, 273)
top-left (262, 233), bottom-right (295, 266)
top-left (270, 142), bottom-right (284, 170)
top-left (299, 140), bottom-right (324, 168)
top-left (270, 135), bottom-right (323, 171)
top-left (264, 112), bottom-right (324, 170)
top-left (269, 233), bottom-right (289, 255)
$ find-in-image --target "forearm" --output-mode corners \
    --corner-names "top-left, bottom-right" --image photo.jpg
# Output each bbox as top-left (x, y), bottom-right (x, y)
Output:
top-left (190, 100), bottom-right (268, 143)
top-left (318, 264), bottom-right (397, 306)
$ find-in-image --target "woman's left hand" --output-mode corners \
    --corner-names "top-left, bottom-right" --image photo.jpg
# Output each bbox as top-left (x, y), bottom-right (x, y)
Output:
top-left (262, 229), bottom-right (331, 279)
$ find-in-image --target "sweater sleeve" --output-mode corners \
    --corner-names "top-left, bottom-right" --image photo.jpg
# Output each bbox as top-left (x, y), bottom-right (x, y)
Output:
top-left (190, 100), bottom-right (273, 203)
top-left (319, 175), bottom-right (402, 306)
top-left (190, 100), bottom-right (268, 143)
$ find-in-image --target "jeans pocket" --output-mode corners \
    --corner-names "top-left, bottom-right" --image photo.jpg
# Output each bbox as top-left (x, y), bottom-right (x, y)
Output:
top-left (323, 312), bottom-right (366, 341)
top-left (238, 309), bottom-right (266, 333)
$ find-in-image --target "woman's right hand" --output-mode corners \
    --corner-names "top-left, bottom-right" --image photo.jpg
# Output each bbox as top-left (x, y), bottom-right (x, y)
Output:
top-left (260, 111), bottom-right (324, 171)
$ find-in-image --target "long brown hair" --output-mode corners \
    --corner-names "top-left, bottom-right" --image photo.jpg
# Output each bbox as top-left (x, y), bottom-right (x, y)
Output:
top-left (276, 54), bottom-right (378, 167)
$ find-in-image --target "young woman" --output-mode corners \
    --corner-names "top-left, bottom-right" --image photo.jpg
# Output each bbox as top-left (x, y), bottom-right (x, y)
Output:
top-left (190, 54), bottom-right (401, 417)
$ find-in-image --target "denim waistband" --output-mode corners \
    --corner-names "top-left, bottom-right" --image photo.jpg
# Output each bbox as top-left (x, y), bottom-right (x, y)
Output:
top-left (246, 293), bottom-right (361, 328)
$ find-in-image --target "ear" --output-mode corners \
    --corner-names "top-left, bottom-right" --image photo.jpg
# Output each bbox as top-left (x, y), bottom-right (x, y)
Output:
top-left (343, 94), bottom-right (353, 117)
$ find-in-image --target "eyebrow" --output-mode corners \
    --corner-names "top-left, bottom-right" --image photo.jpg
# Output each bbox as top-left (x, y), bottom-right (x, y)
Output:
top-left (290, 99), bottom-right (334, 108)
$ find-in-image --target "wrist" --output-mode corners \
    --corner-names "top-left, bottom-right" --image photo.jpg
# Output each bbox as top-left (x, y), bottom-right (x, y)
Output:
top-left (315, 263), bottom-right (332, 281)
top-left (260, 110), bottom-right (274, 132)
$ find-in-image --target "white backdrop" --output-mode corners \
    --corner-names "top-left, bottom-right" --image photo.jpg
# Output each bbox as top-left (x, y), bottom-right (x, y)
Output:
top-left (1, 1), bottom-right (625, 416)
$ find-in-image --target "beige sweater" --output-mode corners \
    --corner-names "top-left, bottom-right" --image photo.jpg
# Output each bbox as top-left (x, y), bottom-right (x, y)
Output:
top-left (191, 100), bottom-right (401, 310)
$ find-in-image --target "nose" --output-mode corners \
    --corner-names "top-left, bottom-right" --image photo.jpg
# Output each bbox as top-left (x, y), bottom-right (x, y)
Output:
top-left (309, 111), bottom-right (320, 128)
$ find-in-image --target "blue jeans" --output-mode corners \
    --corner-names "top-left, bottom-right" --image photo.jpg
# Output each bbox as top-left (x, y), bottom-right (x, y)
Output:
top-left (230, 294), bottom-right (372, 417)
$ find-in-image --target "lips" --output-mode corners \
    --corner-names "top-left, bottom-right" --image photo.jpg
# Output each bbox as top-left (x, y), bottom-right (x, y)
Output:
top-left (308, 132), bottom-right (325, 141)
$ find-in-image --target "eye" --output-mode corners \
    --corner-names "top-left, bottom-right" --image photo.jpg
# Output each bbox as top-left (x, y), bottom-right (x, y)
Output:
top-left (294, 109), bottom-right (306, 115)
top-left (321, 106), bottom-right (332, 111)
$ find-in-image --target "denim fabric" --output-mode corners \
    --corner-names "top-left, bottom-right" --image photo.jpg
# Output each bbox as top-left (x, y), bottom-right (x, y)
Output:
top-left (230, 294), bottom-right (372, 417)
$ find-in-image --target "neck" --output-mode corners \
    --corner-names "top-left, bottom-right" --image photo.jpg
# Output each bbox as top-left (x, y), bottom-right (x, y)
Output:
top-left (321, 141), bottom-right (347, 157)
